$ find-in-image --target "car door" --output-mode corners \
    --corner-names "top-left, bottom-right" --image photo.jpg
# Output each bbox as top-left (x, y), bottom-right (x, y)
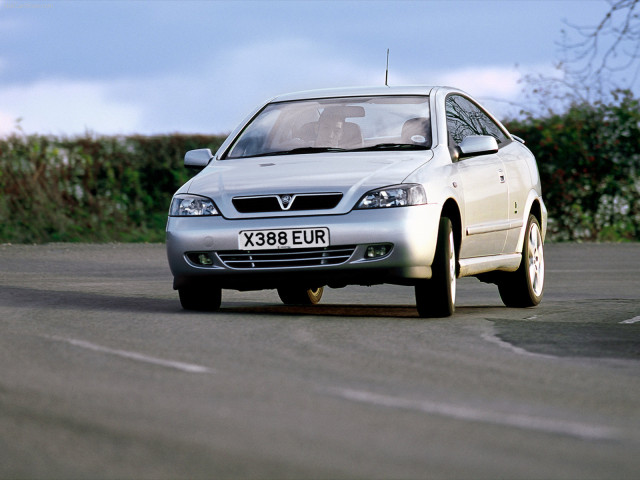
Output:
top-left (500, 141), bottom-right (534, 254)
top-left (446, 95), bottom-right (510, 258)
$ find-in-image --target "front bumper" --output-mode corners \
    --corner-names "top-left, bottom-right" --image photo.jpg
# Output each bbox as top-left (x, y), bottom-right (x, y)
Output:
top-left (166, 204), bottom-right (441, 290)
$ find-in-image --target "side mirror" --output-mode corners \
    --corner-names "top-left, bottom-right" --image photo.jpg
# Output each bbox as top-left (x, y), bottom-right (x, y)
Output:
top-left (184, 148), bottom-right (213, 168)
top-left (457, 135), bottom-right (499, 158)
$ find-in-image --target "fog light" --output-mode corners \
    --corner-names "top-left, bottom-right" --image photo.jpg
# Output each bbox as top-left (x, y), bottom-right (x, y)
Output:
top-left (198, 253), bottom-right (213, 266)
top-left (187, 252), bottom-right (214, 266)
top-left (365, 244), bottom-right (391, 259)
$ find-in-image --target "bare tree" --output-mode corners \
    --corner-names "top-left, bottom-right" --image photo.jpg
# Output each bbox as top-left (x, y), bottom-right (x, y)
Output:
top-left (561, 0), bottom-right (640, 95)
top-left (521, 0), bottom-right (639, 115)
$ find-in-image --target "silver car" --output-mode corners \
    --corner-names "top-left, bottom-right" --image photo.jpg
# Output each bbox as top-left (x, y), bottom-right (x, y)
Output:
top-left (166, 86), bottom-right (546, 317)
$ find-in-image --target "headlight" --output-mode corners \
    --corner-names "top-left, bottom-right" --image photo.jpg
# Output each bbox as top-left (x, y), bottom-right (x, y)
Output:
top-left (356, 184), bottom-right (426, 209)
top-left (169, 194), bottom-right (218, 216)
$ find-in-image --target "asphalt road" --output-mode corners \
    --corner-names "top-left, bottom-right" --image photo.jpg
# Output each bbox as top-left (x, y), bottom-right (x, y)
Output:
top-left (1, 242), bottom-right (639, 479)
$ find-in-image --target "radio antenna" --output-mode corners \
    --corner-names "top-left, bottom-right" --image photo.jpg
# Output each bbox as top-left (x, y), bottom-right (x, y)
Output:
top-left (385, 48), bottom-right (390, 86)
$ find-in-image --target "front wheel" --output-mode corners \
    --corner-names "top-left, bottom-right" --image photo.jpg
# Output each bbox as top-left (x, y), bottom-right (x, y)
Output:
top-left (277, 286), bottom-right (324, 305)
top-left (415, 217), bottom-right (456, 318)
top-left (497, 215), bottom-right (544, 307)
top-left (178, 285), bottom-right (222, 311)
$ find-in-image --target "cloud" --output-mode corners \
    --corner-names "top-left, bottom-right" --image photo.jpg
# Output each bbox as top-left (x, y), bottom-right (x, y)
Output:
top-left (0, 79), bottom-right (142, 136)
top-left (435, 66), bottom-right (523, 98)
top-left (0, 110), bottom-right (15, 133)
top-left (0, 38), bottom-right (385, 137)
top-left (0, 39), bottom-right (546, 137)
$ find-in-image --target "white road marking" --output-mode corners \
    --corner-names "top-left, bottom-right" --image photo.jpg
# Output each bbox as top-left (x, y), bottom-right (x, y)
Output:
top-left (50, 336), bottom-right (213, 373)
top-left (620, 316), bottom-right (640, 324)
top-left (329, 388), bottom-right (617, 441)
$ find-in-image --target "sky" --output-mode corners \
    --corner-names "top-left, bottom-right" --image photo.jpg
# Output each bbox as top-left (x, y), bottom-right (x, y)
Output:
top-left (0, 0), bottom-right (630, 137)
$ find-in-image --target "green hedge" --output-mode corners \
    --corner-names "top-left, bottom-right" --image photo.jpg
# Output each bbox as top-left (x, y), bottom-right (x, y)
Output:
top-left (0, 134), bottom-right (225, 243)
top-left (506, 90), bottom-right (640, 241)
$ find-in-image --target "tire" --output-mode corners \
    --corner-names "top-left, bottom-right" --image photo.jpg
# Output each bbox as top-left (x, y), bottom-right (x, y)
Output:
top-left (497, 215), bottom-right (544, 307)
top-left (178, 285), bottom-right (222, 311)
top-left (277, 286), bottom-right (324, 305)
top-left (415, 217), bottom-right (456, 318)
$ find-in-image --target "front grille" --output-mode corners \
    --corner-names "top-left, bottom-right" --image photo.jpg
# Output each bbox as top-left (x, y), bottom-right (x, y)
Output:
top-left (217, 245), bottom-right (356, 269)
top-left (233, 197), bottom-right (280, 212)
top-left (233, 193), bottom-right (343, 213)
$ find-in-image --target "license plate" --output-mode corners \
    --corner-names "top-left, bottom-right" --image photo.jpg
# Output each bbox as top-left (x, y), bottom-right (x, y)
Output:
top-left (238, 227), bottom-right (330, 250)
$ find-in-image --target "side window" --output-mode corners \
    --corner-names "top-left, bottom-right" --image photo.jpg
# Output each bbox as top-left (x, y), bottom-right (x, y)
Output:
top-left (446, 95), bottom-right (508, 146)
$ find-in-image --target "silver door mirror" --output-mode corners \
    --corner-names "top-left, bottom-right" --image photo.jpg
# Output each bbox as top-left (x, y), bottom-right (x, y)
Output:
top-left (458, 135), bottom-right (499, 158)
top-left (184, 148), bottom-right (213, 168)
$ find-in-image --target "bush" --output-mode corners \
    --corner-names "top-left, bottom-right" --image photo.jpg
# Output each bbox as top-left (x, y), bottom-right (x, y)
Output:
top-left (506, 90), bottom-right (640, 241)
top-left (0, 133), bottom-right (225, 243)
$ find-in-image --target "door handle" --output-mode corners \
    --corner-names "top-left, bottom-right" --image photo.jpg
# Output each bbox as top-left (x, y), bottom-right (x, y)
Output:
top-left (498, 169), bottom-right (505, 183)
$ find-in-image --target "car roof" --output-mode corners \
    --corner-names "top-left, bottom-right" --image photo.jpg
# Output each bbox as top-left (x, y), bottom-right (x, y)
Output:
top-left (270, 85), bottom-right (464, 102)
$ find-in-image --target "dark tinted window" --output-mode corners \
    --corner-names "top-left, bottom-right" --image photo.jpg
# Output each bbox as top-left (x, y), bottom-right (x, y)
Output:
top-left (446, 95), bottom-right (509, 146)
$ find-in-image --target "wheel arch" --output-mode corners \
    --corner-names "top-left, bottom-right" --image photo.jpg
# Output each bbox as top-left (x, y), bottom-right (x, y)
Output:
top-left (515, 193), bottom-right (548, 253)
top-left (441, 198), bottom-right (462, 261)
top-left (530, 199), bottom-right (542, 227)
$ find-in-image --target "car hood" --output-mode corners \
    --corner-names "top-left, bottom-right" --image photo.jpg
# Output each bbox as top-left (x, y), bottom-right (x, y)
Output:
top-left (186, 151), bottom-right (433, 218)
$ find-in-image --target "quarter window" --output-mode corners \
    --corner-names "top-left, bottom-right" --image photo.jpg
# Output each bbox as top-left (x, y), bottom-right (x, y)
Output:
top-left (446, 95), bottom-right (508, 146)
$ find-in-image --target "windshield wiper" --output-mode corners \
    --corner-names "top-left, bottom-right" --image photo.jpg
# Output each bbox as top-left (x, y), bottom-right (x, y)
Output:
top-left (350, 143), bottom-right (430, 152)
top-left (238, 144), bottom-right (428, 159)
top-left (258, 147), bottom-right (348, 157)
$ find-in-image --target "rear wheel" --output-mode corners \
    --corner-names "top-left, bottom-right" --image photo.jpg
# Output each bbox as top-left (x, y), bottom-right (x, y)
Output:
top-left (277, 286), bottom-right (324, 305)
top-left (497, 215), bottom-right (544, 307)
top-left (415, 217), bottom-right (456, 318)
top-left (178, 285), bottom-right (222, 311)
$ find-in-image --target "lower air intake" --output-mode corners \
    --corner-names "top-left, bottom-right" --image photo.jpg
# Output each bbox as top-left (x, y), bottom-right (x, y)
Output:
top-left (218, 245), bottom-right (356, 269)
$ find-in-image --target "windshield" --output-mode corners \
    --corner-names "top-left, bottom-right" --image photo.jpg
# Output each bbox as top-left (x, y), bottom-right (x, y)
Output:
top-left (225, 95), bottom-right (431, 159)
